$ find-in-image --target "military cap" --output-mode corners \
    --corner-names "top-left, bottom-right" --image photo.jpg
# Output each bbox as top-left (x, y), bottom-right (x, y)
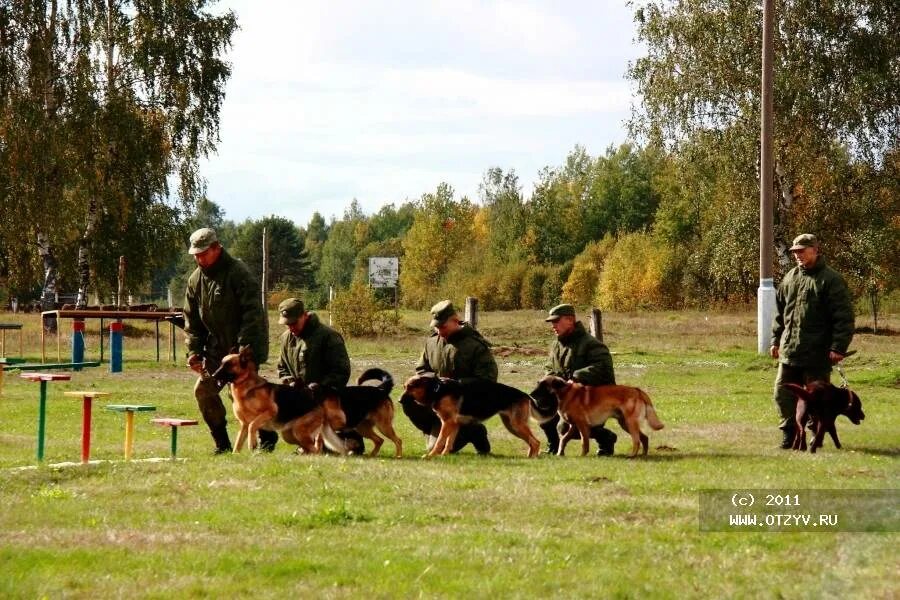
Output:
top-left (429, 300), bottom-right (458, 328)
top-left (278, 298), bottom-right (305, 325)
top-left (789, 233), bottom-right (819, 251)
top-left (545, 303), bottom-right (577, 322)
top-left (188, 227), bottom-right (218, 255)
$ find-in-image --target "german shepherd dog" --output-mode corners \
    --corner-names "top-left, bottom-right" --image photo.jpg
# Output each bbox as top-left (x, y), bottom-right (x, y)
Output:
top-left (320, 368), bottom-right (402, 457)
top-left (782, 382), bottom-right (864, 453)
top-left (532, 376), bottom-right (664, 457)
top-left (403, 374), bottom-right (541, 458)
top-left (211, 346), bottom-right (346, 453)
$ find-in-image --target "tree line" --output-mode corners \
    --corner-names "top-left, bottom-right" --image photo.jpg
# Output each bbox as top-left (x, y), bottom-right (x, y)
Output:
top-left (1, 0), bottom-right (896, 328)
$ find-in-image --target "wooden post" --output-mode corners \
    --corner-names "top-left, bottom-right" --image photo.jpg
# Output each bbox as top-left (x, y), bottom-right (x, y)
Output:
top-left (465, 297), bottom-right (479, 330)
top-left (117, 256), bottom-right (126, 309)
top-left (261, 226), bottom-right (268, 309)
top-left (589, 307), bottom-right (604, 342)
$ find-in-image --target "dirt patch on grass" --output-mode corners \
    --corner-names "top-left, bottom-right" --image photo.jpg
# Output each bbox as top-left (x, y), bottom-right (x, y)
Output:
top-left (493, 345), bottom-right (546, 357)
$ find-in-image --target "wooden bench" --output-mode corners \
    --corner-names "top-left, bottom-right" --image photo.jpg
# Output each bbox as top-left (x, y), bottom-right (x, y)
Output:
top-left (151, 418), bottom-right (199, 459)
top-left (0, 323), bottom-right (23, 357)
top-left (105, 404), bottom-right (156, 460)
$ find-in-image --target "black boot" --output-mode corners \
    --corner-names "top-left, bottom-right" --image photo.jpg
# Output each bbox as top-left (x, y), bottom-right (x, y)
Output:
top-left (340, 431), bottom-right (366, 455)
top-left (211, 426), bottom-right (232, 454)
top-left (540, 416), bottom-right (561, 454)
top-left (257, 429), bottom-right (278, 453)
top-left (593, 426), bottom-right (617, 456)
top-left (468, 423), bottom-right (491, 455)
top-left (780, 424), bottom-right (795, 449)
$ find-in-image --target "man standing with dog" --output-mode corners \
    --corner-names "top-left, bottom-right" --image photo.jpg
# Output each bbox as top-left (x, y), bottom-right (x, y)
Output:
top-left (183, 227), bottom-right (272, 454)
top-left (543, 304), bottom-right (618, 456)
top-left (275, 297), bottom-right (365, 453)
top-left (409, 300), bottom-right (495, 454)
top-left (770, 233), bottom-right (855, 449)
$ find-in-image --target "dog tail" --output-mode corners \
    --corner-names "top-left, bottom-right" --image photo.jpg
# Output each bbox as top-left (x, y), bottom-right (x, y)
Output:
top-left (640, 389), bottom-right (665, 430)
top-left (357, 368), bottom-right (394, 394)
top-left (320, 424), bottom-right (348, 454)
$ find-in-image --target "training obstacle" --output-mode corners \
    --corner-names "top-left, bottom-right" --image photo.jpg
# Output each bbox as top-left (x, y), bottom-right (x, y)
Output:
top-left (151, 418), bottom-right (199, 459)
top-left (105, 404), bottom-right (156, 460)
top-left (63, 391), bottom-right (110, 464)
top-left (0, 323), bottom-right (23, 357)
top-left (19, 372), bottom-right (72, 462)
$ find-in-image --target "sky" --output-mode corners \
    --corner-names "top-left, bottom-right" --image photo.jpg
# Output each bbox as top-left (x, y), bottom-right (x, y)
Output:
top-left (200, 0), bottom-right (644, 228)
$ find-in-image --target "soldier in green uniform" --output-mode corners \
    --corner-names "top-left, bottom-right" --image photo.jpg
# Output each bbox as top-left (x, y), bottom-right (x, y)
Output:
top-left (183, 228), bottom-right (271, 454)
top-left (770, 233), bottom-right (854, 448)
top-left (275, 297), bottom-right (364, 452)
top-left (543, 304), bottom-right (618, 456)
top-left (406, 300), bottom-right (494, 454)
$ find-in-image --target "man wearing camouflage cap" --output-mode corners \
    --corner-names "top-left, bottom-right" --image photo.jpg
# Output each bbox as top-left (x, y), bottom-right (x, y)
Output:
top-left (405, 300), bottom-right (495, 454)
top-left (276, 298), bottom-right (364, 452)
top-left (183, 227), bottom-right (271, 454)
top-left (543, 303), bottom-right (618, 455)
top-left (770, 233), bottom-right (854, 449)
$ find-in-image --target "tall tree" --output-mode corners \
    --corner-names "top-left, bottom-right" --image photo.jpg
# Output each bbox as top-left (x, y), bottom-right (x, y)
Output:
top-left (231, 216), bottom-right (312, 291)
top-left (0, 0), bottom-right (237, 302)
top-left (628, 0), bottom-right (898, 257)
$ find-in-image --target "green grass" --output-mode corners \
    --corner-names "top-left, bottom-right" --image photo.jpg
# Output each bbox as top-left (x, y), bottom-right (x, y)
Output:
top-left (0, 309), bottom-right (897, 598)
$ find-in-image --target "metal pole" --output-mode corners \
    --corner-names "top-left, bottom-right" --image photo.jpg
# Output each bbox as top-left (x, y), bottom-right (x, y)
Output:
top-left (758, 0), bottom-right (776, 354)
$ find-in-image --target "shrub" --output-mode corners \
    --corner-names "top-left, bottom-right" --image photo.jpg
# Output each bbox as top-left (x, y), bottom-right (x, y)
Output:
top-left (542, 261), bottom-right (573, 308)
top-left (561, 235), bottom-right (616, 306)
top-left (329, 281), bottom-right (401, 337)
top-left (596, 232), bottom-right (679, 310)
top-left (520, 265), bottom-right (552, 309)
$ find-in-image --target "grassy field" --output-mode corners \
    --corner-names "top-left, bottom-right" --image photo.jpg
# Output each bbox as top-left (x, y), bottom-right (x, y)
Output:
top-left (0, 309), bottom-right (897, 599)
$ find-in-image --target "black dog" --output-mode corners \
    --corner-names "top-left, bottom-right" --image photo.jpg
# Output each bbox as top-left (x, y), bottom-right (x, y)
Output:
top-left (782, 381), bottom-right (864, 453)
top-left (529, 380), bottom-right (617, 455)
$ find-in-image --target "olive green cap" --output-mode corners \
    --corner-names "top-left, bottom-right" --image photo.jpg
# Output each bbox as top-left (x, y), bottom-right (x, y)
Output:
top-left (188, 227), bottom-right (218, 255)
top-left (429, 300), bottom-right (458, 328)
top-left (789, 233), bottom-right (819, 251)
top-left (545, 303), bottom-right (576, 322)
top-left (278, 298), bottom-right (305, 325)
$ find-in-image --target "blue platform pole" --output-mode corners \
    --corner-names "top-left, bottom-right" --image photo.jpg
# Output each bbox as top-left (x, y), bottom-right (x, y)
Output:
top-left (110, 320), bottom-right (123, 373)
top-left (72, 319), bottom-right (85, 371)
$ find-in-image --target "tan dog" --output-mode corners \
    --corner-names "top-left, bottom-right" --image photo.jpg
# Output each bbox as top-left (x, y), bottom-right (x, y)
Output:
top-left (404, 375), bottom-right (541, 458)
top-left (211, 346), bottom-right (347, 453)
top-left (533, 376), bottom-right (664, 457)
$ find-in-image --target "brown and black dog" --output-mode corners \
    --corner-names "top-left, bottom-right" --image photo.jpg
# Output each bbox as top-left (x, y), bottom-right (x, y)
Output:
top-left (319, 368), bottom-right (403, 457)
top-left (532, 376), bottom-right (664, 457)
top-left (403, 374), bottom-right (541, 458)
top-left (211, 346), bottom-right (347, 454)
top-left (782, 382), bottom-right (864, 453)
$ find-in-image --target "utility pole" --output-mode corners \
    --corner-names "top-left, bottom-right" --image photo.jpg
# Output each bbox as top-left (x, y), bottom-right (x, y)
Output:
top-left (261, 226), bottom-right (268, 309)
top-left (758, 0), bottom-right (776, 354)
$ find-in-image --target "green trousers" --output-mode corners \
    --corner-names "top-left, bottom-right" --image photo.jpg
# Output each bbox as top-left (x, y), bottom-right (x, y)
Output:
top-left (772, 362), bottom-right (831, 430)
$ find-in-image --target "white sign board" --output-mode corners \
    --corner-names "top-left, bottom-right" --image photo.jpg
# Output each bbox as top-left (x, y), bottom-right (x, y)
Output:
top-left (368, 257), bottom-right (399, 288)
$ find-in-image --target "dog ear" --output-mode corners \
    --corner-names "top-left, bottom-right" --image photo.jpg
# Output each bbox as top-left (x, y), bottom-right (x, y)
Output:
top-left (549, 376), bottom-right (567, 391)
top-left (781, 382), bottom-right (812, 401)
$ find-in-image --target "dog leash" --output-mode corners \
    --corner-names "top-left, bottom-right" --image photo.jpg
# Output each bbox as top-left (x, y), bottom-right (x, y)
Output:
top-left (835, 350), bottom-right (856, 389)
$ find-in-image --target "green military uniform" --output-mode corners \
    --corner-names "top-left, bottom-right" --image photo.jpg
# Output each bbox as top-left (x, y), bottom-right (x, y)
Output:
top-left (771, 251), bottom-right (854, 431)
top-left (542, 304), bottom-right (617, 455)
top-left (546, 321), bottom-right (616, 385)
top-left (415, 325), bottom-right (498, 384)
top-left (183, 234), bottom-right (268, 451)
top-left (277, 312), bottom-right (351, 389)
top-left (408, 300), bottom-right (494, 454)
